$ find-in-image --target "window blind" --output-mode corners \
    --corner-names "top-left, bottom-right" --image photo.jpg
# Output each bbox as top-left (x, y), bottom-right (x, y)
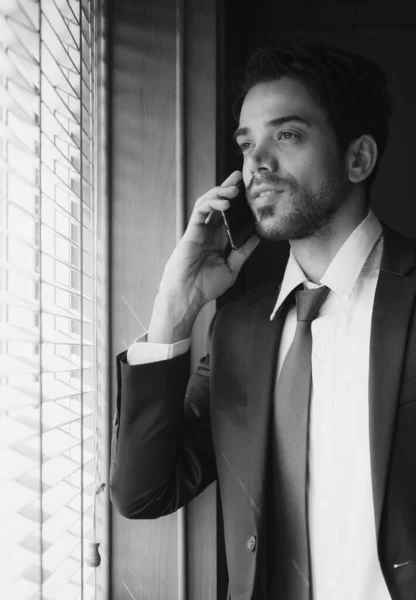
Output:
top-left (0, 1), bottom-right (106, 598)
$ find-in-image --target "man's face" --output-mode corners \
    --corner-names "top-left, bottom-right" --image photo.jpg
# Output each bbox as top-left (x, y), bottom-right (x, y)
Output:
top-left (235, 77), bottom-right (350, 242)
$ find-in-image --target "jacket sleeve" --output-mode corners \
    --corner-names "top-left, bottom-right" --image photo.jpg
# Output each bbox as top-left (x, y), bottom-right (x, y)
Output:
top-left (109, 317), bottom-right (218, 519)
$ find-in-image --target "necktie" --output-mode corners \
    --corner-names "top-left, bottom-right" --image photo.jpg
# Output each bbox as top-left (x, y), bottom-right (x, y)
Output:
top-left (268, 284), bottom-right (330, 599)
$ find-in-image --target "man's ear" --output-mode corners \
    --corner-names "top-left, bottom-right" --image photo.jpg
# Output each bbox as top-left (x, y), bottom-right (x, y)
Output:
top-left (345, 135), bottom-right (378, 184)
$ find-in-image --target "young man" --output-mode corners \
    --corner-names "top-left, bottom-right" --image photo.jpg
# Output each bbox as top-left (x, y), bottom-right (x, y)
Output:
top-left (110, 45), bottom-right (416, 600)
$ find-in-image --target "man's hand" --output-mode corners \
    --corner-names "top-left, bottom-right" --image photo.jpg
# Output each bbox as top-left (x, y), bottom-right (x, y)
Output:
top-left (148, 171), bottom-right (260, 343)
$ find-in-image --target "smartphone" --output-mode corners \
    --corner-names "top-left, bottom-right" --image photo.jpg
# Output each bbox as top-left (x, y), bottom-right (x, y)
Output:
top-left (221, 181), bottom-right (255, 250)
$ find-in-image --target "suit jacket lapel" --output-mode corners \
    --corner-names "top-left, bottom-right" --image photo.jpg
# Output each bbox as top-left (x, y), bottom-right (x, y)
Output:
top-left (370, 224), bottom-right (416, 537)
top-left (245, 285), bottom-right (290, 531)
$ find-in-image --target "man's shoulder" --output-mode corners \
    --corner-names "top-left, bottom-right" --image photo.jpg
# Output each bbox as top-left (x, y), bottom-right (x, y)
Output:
top-left (381, 222), bottom-right (416, 275)
top-left (215, 280), bottom-right (281, 325)
top-left (206, 280), bottom-right (280, 355)
top-left (204, 281), bottom-right (281, 354)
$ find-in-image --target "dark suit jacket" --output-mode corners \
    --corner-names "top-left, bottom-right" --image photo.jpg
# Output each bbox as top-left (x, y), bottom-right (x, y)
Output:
top-left (110, 223), bottom-right (416, 600)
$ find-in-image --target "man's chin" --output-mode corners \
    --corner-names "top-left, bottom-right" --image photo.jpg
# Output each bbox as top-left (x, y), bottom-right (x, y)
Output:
top-left (255, 217), bottom-right (318, 243)
top-left (255, 222), bottom-right (292, 243)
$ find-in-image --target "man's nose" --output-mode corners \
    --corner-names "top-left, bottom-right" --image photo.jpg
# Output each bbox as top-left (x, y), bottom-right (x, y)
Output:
top-left (247, 142), bottom-right (278, 173)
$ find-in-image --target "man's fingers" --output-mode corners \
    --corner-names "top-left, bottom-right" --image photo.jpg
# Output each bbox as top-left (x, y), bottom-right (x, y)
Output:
top-left (221, 170), bottom-right (243, 187)
top-left (192, 199), bottom-right (230, 224)
top-left (187, 172), bottom-right (243, 230)
top-left (205, 209), bottom-right (225, 226)
top-left (195, 184), bottom-right (239, 208)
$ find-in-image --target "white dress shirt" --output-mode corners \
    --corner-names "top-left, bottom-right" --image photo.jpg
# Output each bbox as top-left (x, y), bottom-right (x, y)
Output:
top-left (127, 209), bottom-right (392, 600)
top-left (271, 209), bottom-right (390, 600)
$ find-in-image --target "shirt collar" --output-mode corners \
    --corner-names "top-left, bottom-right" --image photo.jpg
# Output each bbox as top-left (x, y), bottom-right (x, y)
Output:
top-left (269, 209), bottom-right (383, 321)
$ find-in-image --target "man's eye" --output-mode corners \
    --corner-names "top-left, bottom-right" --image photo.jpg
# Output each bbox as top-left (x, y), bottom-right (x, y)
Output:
top-left (278, 131), bottom-right (300, 141)
top-left (239, 142), bottom-right (251, 153)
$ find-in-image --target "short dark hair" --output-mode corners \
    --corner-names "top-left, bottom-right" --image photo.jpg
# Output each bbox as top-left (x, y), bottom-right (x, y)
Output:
top-left (232, 44), bottom-right (395, 189)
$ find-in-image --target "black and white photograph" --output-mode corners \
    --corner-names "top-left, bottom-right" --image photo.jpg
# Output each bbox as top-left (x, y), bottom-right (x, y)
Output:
top-left (1, 1), bottom-right (416, 599)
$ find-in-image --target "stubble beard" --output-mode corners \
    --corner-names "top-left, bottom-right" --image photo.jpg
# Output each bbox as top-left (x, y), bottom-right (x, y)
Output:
top-left (252, 178), bottom-right (345, 243)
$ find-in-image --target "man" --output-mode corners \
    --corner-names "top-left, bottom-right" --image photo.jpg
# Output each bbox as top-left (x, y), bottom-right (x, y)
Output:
top-left (110, 44), bottom-right (416, 600)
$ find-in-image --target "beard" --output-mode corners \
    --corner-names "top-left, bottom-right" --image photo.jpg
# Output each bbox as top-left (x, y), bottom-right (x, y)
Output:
top-left (247, 172), bottom-right (348, 243)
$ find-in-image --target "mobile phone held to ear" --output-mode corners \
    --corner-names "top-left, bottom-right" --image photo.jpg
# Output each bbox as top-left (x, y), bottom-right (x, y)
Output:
top-left (221, 181), bottom-right (255, 250)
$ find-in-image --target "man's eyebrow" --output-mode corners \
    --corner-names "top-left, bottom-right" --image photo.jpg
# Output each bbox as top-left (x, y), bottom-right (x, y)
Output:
top-left (233, 115), bottom-right (312, 141)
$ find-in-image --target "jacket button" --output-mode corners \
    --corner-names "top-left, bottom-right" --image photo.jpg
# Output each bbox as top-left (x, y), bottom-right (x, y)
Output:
top-left (246, 535), bottom-right (257, 552)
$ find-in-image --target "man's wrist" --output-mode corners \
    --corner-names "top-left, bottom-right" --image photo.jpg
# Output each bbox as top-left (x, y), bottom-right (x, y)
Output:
top-left (147, 292), bottom-right (200, 344)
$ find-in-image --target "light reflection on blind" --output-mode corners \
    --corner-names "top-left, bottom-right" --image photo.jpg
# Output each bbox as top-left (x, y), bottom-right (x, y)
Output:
top-left (0, 1), bottom-right (105, 598)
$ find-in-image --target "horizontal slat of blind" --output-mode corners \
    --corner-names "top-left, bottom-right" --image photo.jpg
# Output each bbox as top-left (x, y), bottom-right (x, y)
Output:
top-left (0, 354), bottom-right (93, 376)
top-left (0, 290), bottom-right (92, 321)
top-left (0, 264), bottom-right (93, 300)
top-left (0, 231), bottom-right (93, 267)
top-left (0, 381), bottom-right (93, 413)
top-left (0, 323), bottom-right (93, 344)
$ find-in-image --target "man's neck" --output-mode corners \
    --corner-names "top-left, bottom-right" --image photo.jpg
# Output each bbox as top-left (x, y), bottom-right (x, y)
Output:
top-left (289, 201), bottom-right (369, 284)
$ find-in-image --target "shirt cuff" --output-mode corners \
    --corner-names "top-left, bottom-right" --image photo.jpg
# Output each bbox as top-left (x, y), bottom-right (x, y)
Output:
top-left (126, 331), bottom-right (191, 365)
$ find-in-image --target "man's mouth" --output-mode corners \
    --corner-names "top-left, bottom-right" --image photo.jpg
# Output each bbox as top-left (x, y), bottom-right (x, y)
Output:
top-left (250, 184), bottom-right (285, 199)
top-left (258, 189), bottom-right (282, 197)
top-left (253, 189), bottom-right (284, 201)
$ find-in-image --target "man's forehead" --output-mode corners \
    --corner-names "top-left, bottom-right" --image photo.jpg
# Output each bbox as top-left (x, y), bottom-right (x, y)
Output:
top-left (239, 78), bottom-right (324, 127)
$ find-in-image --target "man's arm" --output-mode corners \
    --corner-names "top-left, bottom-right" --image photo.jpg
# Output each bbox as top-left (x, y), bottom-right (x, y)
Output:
top-left (109, 317), bottom-right (218, 519)
top-left (109, 171), bottom-right (259, 518)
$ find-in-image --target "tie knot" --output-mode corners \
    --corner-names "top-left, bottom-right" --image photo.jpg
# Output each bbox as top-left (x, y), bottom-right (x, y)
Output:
top-left (295, 285), bottom-right (330, 322)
